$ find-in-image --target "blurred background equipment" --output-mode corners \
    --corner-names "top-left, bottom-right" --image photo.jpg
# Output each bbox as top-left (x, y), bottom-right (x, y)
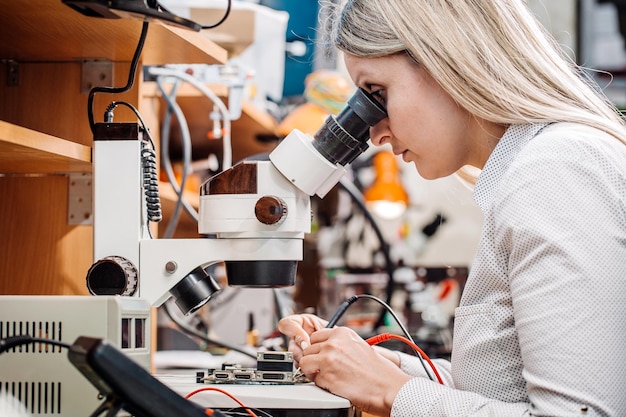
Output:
top-left (277, 69), bottom-right (354, 137)
top-left (364, 150), bottom-right (409, 220)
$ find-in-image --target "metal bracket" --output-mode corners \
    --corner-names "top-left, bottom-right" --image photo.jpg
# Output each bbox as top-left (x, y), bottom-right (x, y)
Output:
top-left (81, 60), bottom-right (113, 93)
top-left (6, 60), bottom-right (19, 86)
top-left (68, 173), bottom-right (93, 225)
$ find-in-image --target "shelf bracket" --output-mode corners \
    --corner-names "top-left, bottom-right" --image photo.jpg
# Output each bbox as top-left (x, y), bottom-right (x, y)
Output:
top-left (68, 173), bottom-right (93, 225)
top-left (81, 60), bottom-right (113, 93)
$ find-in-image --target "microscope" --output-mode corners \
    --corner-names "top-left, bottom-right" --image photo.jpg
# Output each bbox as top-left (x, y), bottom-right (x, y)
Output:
top-left (86, 86), bottom-right (387, 317)
top-left (0, 86), bottom-right (386, 417)
top-left (34, 84), bottom-right (378, 416)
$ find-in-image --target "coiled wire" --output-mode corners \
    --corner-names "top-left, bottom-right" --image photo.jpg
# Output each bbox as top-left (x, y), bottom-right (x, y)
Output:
top-left (141, 142), bottom-right (162, 223)
top-left (104, 100), bottom-right (163, 227)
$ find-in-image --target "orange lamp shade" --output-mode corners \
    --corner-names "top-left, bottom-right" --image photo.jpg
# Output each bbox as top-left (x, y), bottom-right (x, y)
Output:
top-left (364, 151), bottom-right (409, 218)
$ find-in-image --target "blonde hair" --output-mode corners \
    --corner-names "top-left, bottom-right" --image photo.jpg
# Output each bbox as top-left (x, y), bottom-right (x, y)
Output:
top-left (321, 0), bottom-right (626, 146)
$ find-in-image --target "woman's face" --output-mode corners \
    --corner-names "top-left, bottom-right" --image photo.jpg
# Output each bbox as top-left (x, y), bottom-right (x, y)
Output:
top-left (344, 53), bottom-right (504, 179)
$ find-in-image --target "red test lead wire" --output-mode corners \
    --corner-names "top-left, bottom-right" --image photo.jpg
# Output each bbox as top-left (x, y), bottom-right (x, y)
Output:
top-left (185, 386), bottom-right (258, 417)
top-left (365, 333), bottom-right (445, 385)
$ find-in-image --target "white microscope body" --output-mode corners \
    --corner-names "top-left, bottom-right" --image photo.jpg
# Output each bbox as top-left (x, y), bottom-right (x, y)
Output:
top-left (88, 87), bottom-right (387, 315)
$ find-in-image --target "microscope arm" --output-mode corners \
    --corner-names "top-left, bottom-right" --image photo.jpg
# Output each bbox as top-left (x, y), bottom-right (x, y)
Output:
top-left (139, 237), bottom-right (303, 308)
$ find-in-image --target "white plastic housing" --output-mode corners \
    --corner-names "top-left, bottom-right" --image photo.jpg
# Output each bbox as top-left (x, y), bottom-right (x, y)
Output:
top-left (198, 160), bottom-right (310, 237)
top-left (269, 129), bottom-right (346, 198)
top-left (93, 139), bottom-right (143, 268)
top-left (0, 296), bottom-right (151, 416)
top-left (139, 237), bottom-right (303, 307)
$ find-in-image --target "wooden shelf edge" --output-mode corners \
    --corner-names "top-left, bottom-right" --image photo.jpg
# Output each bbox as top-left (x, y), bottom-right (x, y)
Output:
top-left (144, 23), bottom-right (228, 66)
top-left (142, 82), bottom-right (229, 98)
top-left (0, 1), bottom-right (228, 65)
top-left (240, 101), bottom-right (279, 133)
top-left (158, 180), bottom-right (199, 208)
top-left (0, 121), bottom-right (92, 174)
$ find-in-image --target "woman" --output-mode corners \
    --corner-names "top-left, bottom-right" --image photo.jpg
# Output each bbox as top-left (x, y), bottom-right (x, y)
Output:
top-left (278, 1), bottom-right (626, 416)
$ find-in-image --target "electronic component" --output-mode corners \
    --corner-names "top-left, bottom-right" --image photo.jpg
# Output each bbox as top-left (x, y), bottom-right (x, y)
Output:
top-left (204, 365), bottom-right (294, 384)
top-left (200, 351), bottom-right (305, 385)
top-left (257, 351), bottom-right (293, 372)
top-left (62, 0), bottom-right (203, 31)
top-left (0, 295), bottom-right (150, 416)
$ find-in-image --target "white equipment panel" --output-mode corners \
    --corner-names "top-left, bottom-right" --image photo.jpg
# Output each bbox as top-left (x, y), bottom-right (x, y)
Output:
top-left (0, 295), bottom-right (150, 416)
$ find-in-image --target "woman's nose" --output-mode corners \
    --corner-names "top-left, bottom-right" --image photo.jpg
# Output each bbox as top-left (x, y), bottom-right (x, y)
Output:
top-left (369, 118), bottom-right (391, 146)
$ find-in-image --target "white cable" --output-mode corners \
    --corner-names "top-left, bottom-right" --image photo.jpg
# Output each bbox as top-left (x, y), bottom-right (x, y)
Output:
top-left (147, 66), bottom-right (233, 170)
top-left (156, 77), bottom-right (199, 234)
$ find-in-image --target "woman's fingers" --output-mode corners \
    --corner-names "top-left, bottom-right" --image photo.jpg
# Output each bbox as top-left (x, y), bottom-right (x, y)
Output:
top-left (278, 314), bottom-right (328, 363)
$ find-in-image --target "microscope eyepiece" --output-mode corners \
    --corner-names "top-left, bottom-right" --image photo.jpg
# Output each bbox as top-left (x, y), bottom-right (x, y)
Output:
top-left (312, 88), bottom-right (387, 166)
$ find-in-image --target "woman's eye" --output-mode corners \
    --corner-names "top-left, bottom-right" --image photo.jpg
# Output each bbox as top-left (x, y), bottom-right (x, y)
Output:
top-left (370, 89), bottom-right (386, 107)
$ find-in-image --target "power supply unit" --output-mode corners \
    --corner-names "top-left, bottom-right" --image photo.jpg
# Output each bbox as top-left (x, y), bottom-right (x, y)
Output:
top-left (0, 295), bottom-right (150, 416)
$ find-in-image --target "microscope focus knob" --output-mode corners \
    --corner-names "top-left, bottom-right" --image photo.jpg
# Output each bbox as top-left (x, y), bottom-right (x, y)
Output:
top-left (255, 195), bottom-right (287, 225)
top-left (86, 256), bottom-right (138, 296)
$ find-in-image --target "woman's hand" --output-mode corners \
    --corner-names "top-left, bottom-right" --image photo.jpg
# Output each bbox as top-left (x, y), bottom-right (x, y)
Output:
top-left (298, 325), bottom-right (412, 417)
top-left (278, 314), bottom-right (328, 363)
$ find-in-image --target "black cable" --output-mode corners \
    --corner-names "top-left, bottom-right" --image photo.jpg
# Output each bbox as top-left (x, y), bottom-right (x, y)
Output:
top-left (338, 178), bottom-right (396, 329)
top-left (142, 143), bottom-right (163, 224)
top-left (162, 300), bottom-right (256, 360)
top-left (87, 19), bottom-right (149, 135)
top-left (153, 0), bottom-right (231, 30)
top-left (326, 294), bottom-right (410, 338)
top-left (224, 408), bottom-right (274, 417)
top-left (325, 294), bottom-right (435, 382)
top-left (89, 399), bottom-right (125, 417)
top-left (0, 335), bottom-right (71, 354)
top-left (104, 101), bottom-right (156, 149)
top-left (200, 0), bottom-right (232, 29)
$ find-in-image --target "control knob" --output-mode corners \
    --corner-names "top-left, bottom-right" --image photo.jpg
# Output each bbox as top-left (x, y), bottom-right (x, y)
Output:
top-left (86, 256), bottom-right (138, 296)
top-left (255, 195), bottom-right (287, 225)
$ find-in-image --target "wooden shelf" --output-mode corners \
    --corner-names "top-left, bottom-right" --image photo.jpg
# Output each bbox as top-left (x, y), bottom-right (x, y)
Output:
top-left (190, 7), bottom-right (255, 58)
top-left (143, 80), bottom-right (279, 162)
top-left (142, 82), bottom-right (230, 99)
top-left (158, 180), bottom-right (199, 209)
top-left (0, 0), bottom-right (227, 65)
top-left (157, 96), bottom-right (279, 163)
top-left (0, 0), bottom-right (229, 295)
top-left (0, 0), bottom-right (229, 175)
top-left (0, 121), bottom-right (92, 174)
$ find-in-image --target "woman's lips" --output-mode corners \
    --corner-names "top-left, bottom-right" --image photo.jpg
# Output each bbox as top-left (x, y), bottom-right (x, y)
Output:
top-left (395, 149), bottom-right (408, 162)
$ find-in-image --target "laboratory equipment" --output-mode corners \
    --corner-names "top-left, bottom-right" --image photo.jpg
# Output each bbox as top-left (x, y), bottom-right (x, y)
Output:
top-left (86, 86), bottom-right (387, 315)
top-left (78, 84), bottom-right (384, 415)
top-left (68, 336), bottom-right (215, 417)
top-left (0, 86), bottom-right (385, 416)
top-left (62, 0), bottom-right (203, 31)
top-left (0, 295), bottom-right (151, 416)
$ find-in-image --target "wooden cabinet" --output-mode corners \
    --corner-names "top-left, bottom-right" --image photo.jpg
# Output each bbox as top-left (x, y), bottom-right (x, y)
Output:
top-left (0, 0), bottom-right (227, 294)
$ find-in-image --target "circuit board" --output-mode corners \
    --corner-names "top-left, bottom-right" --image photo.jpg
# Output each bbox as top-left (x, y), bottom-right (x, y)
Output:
top-left (199, 351), bottom-right (307, 385)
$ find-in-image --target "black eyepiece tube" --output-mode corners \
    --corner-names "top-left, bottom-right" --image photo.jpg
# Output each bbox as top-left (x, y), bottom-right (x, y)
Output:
top-left (313, 88), bottom-right (387, 166)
